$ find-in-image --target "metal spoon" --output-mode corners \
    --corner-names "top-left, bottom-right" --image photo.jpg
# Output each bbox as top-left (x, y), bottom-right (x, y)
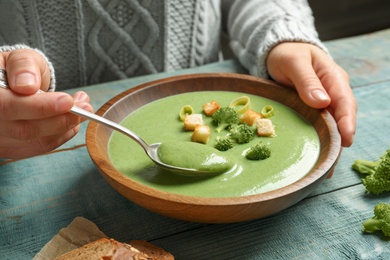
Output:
top-left (71, 105), bottom-right (221, 175)
top-left (0, 69), bottom-right (223, 176)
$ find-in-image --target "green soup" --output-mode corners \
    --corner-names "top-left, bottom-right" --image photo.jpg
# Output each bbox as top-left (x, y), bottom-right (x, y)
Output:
top-left (157, 141), bottom-right (233, 174)
top-left (108, 91), bottom-right (320, 198)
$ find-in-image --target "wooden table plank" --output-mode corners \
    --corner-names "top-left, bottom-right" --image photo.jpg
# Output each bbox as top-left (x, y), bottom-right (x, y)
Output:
top-left (325, 29), bottom-right (390, 87)
top-left (156, 185), bottom-right (390, 259)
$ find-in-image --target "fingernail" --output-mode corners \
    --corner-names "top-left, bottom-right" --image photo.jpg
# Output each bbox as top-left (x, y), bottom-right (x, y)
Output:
top-left (14, 72), bottom-right (37, 87)
top-left (56, 94), bottom-right (73, 112)
top-left (311, 89), bottom-right (329, 101)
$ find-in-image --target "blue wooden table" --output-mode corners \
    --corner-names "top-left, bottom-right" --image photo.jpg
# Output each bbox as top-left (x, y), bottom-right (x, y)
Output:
top-left (1, 29), bottom-right (390, 259)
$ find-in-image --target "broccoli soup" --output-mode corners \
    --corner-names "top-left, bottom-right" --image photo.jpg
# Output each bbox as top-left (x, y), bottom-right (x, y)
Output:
top-left (108, 91), bottom-right (320, 198)
top-left (157, 141), bottom-right (233, 173)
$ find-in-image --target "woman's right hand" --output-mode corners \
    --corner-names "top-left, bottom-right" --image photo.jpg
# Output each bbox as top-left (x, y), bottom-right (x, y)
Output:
top-left (0, 48), bottom-right (93, 159)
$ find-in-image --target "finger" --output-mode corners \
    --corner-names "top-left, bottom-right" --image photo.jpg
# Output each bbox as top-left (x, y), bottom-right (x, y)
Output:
top-left (73, 91), bottom-right (94, 123)
top-left (75, 103), bottom-right (94, 124)
top-left (0, 90), bottom-right (74, 120)
top-left (336, 111), bottom-right (356, 147)
top-left (286, 57), bottom-right (332, 109)
top-left (73, 91), bottom-right (91, 103)
top-left (316, 63), bottom-right (357, 147)
top-left (0, 113), bottom-right (82, 140)
top-left (4, 49), bottom-right (50, 94)
top-left (330, 93), bottom-right (357, 147)
top-left (73, 91), bottom-right (93, 112)
top-left (0, 126), bottom-right (80, 159)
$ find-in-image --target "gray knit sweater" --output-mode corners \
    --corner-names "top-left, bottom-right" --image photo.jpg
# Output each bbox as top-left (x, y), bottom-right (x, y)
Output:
top-left (0, 0), bottom-right (325, 90)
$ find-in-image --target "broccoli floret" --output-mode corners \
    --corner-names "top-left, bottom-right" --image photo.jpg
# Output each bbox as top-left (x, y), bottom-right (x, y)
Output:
top-left (229, 123), bottom-right (255, 144)
top-left (214, 136), bottom-right (234, 151)
top-left (363, 203), bottom-right (390, 237)
top-left (245, 142), bottom-right (271, 160)
top-left (211, 107), bottom-right (240, 133)
top-left (352, 150), bottom-right (390, 195)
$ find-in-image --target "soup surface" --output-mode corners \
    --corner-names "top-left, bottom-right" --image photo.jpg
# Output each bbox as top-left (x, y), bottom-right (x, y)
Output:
top-left (157, 141), bottom-right (234, 173)
top-left (108, 91), bottom-right (320, 198)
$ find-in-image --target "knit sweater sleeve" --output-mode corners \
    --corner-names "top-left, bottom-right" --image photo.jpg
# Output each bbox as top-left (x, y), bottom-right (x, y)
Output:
top-left (0, 44), bottom-right (56, 91)
top-left (223, 0), bottom-right (328, 78)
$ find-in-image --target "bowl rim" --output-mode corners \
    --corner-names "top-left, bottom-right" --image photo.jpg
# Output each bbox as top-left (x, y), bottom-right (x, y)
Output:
top-left (86, 72), bottom-right (341, 206)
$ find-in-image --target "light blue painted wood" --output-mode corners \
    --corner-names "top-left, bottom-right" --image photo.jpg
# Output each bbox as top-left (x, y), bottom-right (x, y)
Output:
top-left (1, 30), bottom-right (390, 259)
top-left (325, 29), bottom-right (390, 87)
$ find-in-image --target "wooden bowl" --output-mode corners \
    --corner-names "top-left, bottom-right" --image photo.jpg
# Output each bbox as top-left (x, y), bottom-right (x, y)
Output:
top-left (86, 73), bottom-right (341, 223)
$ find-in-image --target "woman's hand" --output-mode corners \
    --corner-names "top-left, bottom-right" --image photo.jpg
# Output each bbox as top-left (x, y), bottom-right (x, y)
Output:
top-left (0, 48), bottom-right (93, 159)
top-left (267, 42), bottom-right (357, 147)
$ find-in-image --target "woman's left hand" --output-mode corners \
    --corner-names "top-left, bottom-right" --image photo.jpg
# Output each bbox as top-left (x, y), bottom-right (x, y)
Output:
top-left (267, 42), bottom-right (357, 147)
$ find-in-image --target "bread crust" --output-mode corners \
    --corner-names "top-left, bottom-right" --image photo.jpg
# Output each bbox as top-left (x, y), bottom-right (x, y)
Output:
top-left (130, 240), bottom-right (174, 260)
top-left (54, 238), bottom-right (174, 260)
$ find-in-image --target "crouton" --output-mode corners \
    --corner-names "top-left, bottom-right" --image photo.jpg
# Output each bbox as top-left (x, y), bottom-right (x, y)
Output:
top-left (184, 114), bottom-right (203, 131)
top-left (202, 100), bottom-right (220, 116)
top-left (191, 125), bottom-right (210, 144)
top-left (254, 118), bottom-right (275, 137)
top-left (240, 109), bottom-right (262, 126)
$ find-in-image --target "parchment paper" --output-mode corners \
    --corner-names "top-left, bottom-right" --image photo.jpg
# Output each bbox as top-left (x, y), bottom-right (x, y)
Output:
top-left (33, 217), bottom-right (108, 260)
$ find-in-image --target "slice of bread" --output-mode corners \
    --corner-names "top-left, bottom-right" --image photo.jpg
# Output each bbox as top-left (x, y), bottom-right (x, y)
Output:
top-left (54, 238), bottom-right (173, 260)
top-left (130, 240), bottom-right (174, 260)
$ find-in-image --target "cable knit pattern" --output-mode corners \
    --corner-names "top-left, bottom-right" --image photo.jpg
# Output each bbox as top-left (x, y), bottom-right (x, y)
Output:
top-left (226, 0), bottom-right (328, 78)
top-left (84, 0), bottom-right (161, 83)
top-left (0, 0), bottom-right (324, 90)
top-left (166, 0), bottom-right (197, 70)
top-left (190, 0), bottom-right (221, 67)
top-left (166, 0), bottom-right (220, 70)
top-left (35, 0), bottom-right (81, 88)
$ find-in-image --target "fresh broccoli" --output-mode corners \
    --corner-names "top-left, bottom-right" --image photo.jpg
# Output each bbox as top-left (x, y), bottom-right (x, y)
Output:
top-left (214, 136), bottom-right (234, 151)
top-left (211, 107), bottom-right (240, 133)
top-left (229, 123), bottom-right (255, 144)
top-left (362, 203), bottom-right (390, 237)
top-left (352, 149), bottom-right (390, 195)
top-left (245, 142), bottom-right (271, 160)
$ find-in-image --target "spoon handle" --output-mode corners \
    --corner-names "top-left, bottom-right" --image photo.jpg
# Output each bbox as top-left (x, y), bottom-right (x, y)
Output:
top-left (70, 106), bottom-right (149, 151)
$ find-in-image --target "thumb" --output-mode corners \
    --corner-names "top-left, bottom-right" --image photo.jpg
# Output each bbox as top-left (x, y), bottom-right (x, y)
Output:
top-left (4, 48), bottom-right (51, 95)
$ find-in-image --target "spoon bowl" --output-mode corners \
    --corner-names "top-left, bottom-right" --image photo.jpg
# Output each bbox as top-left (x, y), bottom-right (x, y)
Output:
top-left (71, 106), bottom-right (224, 176)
